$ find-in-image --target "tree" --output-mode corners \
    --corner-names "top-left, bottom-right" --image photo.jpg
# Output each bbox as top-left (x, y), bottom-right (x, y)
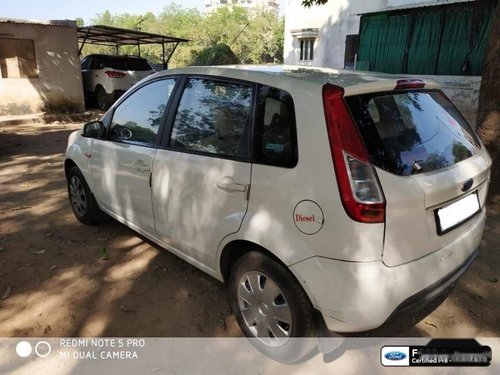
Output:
top-left (476, 3), bottom-right (500, 196)
top-left (302, 0), bottom-right (328, 7)
top-left (81, 4), bottom-right (284, 67)
top-left (192, 43), bottom-right (240, 65)
top-left (303, 0), bottom-right (499, 197)
top-left (75, 17), bottom-right (84, 27)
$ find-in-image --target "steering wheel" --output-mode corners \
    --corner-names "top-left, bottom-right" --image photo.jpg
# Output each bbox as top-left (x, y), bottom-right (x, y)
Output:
top-left (119, 127), bottom-right (133, 140)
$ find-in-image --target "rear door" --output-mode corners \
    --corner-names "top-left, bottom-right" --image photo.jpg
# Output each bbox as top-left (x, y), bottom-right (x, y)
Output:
top-left (151, 77), bottom-right (254, 270)
top-left (346, 89), bottom-right (491, 266)
top-left (90, 77), bottom-right (177, 232)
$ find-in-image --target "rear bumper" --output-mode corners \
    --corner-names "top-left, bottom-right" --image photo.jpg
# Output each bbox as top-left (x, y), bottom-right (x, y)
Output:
top-left (389, 247), bottom-right (478, 318)
top-left (290, 209), bottom-right (485, 332)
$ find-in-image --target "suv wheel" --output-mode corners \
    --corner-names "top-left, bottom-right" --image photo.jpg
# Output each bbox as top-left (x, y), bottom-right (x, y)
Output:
top-left (95, 86), bottom-right (111, 111)
top-left (228, 251), bottom-right (317, 363)
top-left (67, 166), bottom-right (104, 225)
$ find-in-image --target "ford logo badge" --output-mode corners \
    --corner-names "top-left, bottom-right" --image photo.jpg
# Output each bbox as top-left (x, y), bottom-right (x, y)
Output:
top-left (384, 351), bottom-right (407, 361)
top-left (462, 178), bottom-right (473, 192)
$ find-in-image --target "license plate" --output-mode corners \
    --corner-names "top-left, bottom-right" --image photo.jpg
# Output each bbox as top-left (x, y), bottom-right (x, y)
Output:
top-left (435, 192), bottom-right (480, 235)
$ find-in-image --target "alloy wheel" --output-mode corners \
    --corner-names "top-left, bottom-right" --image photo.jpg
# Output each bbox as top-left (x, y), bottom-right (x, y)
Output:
top-left (69, 175), bottom-right (87, 217)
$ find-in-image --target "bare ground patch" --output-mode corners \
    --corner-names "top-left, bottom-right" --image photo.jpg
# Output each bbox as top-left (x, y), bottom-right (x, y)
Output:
top-left (0, 120), bottom-right (498, 339)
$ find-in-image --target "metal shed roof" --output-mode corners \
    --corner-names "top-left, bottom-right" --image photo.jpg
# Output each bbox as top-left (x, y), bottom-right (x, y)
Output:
top-left (77, 25), bottom-right (189, 68)
top-left (357, 0), bottom-right (477, 14)
top-left (77, 25), bottom-right (188, 47)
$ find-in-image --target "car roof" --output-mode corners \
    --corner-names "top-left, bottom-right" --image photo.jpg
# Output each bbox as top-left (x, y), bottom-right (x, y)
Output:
top-left (85, 54), bottom-right (147, 60)
top-left (154, 65), bottom-right (440, 95)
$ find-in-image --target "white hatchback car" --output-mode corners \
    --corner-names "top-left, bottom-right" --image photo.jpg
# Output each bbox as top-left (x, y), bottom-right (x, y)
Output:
top-left (65, 65), bottom-right (491, 361)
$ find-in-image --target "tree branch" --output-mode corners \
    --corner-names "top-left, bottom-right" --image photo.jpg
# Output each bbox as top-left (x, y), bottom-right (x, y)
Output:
top-left (302, 0), bottom-right (329, 8)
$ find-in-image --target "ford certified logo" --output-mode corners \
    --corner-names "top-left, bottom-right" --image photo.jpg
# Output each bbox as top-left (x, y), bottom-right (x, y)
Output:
top-left (384, 351), bottom-right (407, 361)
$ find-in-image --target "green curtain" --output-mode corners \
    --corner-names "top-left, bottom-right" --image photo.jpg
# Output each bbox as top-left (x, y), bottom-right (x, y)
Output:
top-left (357, 1), bottom-right (493, 76)
top-left (436, 8), bottom-right (473, 75)
top-left (357, 14), bottom-right (386, 71)
top-left (470, 4), bottom-right (494, 75)
top-left (406, 11), bottom-right (442, 74)
top-left (357, 13), bottom-right (410, 73)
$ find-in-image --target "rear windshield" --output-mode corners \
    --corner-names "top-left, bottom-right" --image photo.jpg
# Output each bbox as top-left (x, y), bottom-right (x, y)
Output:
top-left (345, 90), bottom-right (481, 176)
top-left (101, 56), bottom-right (152, 71)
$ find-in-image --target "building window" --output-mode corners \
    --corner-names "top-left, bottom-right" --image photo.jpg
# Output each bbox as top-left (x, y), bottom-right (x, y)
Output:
top-left (300, 38), bottom-right (315, 61)
top-left (0, 38), bottom-right (38, 78)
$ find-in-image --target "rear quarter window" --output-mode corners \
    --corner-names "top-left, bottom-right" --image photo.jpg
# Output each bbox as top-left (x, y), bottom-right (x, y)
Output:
top-left (254, 86), bottom-right (298, 168)
top-left (346, 90), bottom-right (481, 176)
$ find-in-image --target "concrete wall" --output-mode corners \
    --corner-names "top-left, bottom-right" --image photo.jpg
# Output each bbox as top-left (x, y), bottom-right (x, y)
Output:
top-left (0, 19), bottom-right (85, 115)
top-left (422, 75), bottom-right (481, 126)
top-left (284, 0), bottom-right (481, 113)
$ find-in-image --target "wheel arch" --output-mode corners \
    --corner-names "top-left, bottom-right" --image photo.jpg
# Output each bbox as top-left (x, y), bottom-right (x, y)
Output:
top-left (219, 240), bottom-right (295, 284)
top-left (64, 158), bottom-right (78, 180)
top-left (94, 83), bottom-right (106, 94)
top-left (219, 239), bottom-right (320, 310)
top-left (63, 151), bottom-right (94, 192)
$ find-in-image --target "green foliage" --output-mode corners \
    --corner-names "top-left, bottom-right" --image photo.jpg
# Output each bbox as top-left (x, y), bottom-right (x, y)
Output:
top-left (75, 17), bottom-right (84, 27)
top-left (80, 3), bottom-right (284, 67)
top-left (192, 43), bottom-right (240, 66)
top-left (302, 0), bottom-right (329, 7)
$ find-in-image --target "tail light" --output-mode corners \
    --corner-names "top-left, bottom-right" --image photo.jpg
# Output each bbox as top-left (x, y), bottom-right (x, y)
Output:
top-left (105, 70), bottom-right (126, 78)
top-left (322, 84), bottom-right (385, 223)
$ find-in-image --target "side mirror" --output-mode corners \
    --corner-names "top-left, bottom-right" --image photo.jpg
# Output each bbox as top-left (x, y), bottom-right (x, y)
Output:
top-left (82, 121), bottom-right (104, 139)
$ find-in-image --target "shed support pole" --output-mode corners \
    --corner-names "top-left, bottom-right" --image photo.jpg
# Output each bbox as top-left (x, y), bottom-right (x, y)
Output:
top-left (162, 43), bottom-right (166, 70)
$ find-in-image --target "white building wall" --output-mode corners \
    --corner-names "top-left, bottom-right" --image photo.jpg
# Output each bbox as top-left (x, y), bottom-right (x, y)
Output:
top-left (284, 0), bottom-right (361, 68)
top-left (284, 0), bottom-right (482, 114)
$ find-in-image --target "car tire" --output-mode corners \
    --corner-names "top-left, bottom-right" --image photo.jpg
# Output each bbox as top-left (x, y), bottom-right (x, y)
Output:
top-left (228, 251), bottom-right (317, 363)
top-left (95, 86), bottom-right (111, 111)
top-left (67, 166), bottom-right (104, 225)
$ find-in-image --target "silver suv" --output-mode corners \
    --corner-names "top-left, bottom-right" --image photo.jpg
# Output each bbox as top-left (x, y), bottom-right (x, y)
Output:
top-left (81, 54), bottom-right (154, 110)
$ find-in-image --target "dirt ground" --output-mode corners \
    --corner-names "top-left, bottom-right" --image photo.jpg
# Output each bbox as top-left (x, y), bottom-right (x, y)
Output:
top-left (0, 118), bottom-right (499, 339)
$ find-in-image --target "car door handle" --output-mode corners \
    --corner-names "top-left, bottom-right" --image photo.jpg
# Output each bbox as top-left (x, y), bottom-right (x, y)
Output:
top-left (216, 176), bottom-right (247, 193)
top-left (132, 160), bottom-right (151, 173)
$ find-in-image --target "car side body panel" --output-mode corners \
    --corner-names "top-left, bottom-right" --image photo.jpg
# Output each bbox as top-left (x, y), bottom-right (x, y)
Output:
top-left (64, 131), bottom-right (94, 190)
top-left (152, 149), bottom-right (252, 271)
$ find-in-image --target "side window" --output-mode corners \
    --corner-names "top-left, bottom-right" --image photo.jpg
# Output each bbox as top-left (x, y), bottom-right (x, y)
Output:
top-left (108, 78), bottom-right (176, 144)
top-left (80, 57), bottom-right (90, 70)
top-left (169, 78), bottom-right (253, 159)
top-left (256, 86), bottom-right (298, 168)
